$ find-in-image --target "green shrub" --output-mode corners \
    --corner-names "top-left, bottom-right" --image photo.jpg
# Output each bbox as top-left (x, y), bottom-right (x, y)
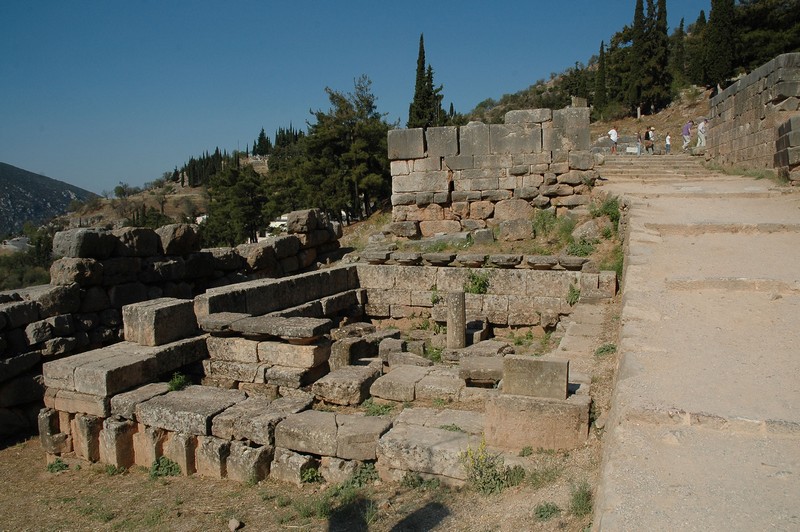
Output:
top-left (535, 501), bottom-right (562, 521)
top-left (590, 195), bottom-right (620, 224)
top-left (566, 237), bottom-right (596, 257)
top-left (47, 458), bottom-right (69, 473)
top-left (464, 270), bottom-right (491, 294)
top-left (566, 284), bottom-right (580, 306)
top-left (599, 243), bottom-right (624, 281)
top-left (519, 446), bottom-right (533, 457)
top-left (532, 209), bottom-right (557, 237)
top-left (401, 472), bottom-right (440, 490)
top-left (362, 398), bottom-right (394, 417)
top-left (301, 467), bottom-right (323, 484)
top-left (149, 456), bottom-right (181, 479)
top-left (570, 480), bottom-right (593, 517)
top-left (424, 345), bottom-right (443, 363)
top-left (167, 372), bottom-right (189, 392)
top-left (460, 438), bottom-right (522, 495)
top-left (595, 343), bottom-right (617, 357)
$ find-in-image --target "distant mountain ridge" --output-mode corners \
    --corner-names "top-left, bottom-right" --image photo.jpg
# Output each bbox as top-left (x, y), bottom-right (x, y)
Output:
top-left (0, 162), bottom-right (96, 236)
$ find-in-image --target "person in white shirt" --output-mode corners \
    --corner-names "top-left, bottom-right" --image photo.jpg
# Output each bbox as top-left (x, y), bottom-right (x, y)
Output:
top-left (696, 119), bottom-right (708, 147)
top-left (608, 126), bottom-right (618, 155)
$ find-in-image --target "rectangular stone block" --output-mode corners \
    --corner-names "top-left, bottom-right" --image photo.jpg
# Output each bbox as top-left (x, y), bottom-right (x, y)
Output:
top-left (336, 414), bottom-right (393, 461)
top-left (489, 124), bottom-right (541, 154)
top-left (54, 389), bottom-right (110, 418)
top-left (258, 340), bottom-right (330, 368)
top-left (99, 417), bottom-right (136, 468)
top-left (227, 441), bottom-right (273, 482)
top-left (502, 356), bottom-right (568, 399)
top-left (484, 393), bottom-right (590, 450)
top-left (443, 155), bottom-right (474, 170)
top-left (392, 172), bottom-right (449, 194)
top-left (207, 360), bottom-right (261, 383)
top-left (270, 447), bottom-right (317, 485)
top-left (388, 128), bottom-right (425, 160)
top-left (376, 424), bottom-right (479, 481)
top-left (206, 336), bottom-right (259, 363)
top-left (122, 298), bottom-right (197, 347)
top-left (132, 424), bottom-right (168, 467)
top-left (195, 435), bottom-right (231, 479)
top-left (311, 365), bottom-right (381, 406)
top-left (264, 364), bottom-right (328, 388)
top-left (135, 385), bottom-right (247, 435)
top-left (275, 410), bottom-right (338, 456)
top-left (163, 431), bottom-right (197, 475)
top-left (111, 382), bottom-right (170, 420)
top-left (211, 395), bottom-right (312, 445)
top-left (460, 122), bottom-right (490, 156)
top-left (425, 126), bottom-right (459, 157)
top-left (505, 109), bottom-right (552, 124)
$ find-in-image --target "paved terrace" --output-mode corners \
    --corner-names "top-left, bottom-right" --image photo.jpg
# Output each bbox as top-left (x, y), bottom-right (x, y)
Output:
top-left (594, 155), bottom-right (800, 530)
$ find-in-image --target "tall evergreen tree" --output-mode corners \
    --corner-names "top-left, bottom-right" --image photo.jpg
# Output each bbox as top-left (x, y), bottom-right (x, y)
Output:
top-left (626, 0), bottom-right (646, 111)
top-left (593, 41), bottom-right (608, 113)
top-left (706, 0), bottom-right (737, 87)
top-left (669, 18), bottom-right (687, 84)
top-left (686, 10), bottom-right (708, 85)
top-left (407, 34), bottom-right (446, 128)
top-left (640, 0), bottom-right (672, 111)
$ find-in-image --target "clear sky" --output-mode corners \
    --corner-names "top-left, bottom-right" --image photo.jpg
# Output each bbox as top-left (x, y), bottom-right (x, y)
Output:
top-left (1, 0), bottom-right (709, 194)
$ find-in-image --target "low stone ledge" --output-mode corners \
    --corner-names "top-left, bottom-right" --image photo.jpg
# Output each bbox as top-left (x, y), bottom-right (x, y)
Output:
top-left (135, 385), bottom-right (247, 435)
top-left (370, 365), bottom-right (431, 402)
top-left (211, 395), bottom-right (312, 446)
top-left (275, 410), bottom-right (338, 456)
top-left (231, 316), bottom-right (333, 341)
top-left (197, 312), bottom-right (250, 333)
top-left (110, 382), bottom-right (171, 420)
top-left (312, 365), bottom-right (381, 406)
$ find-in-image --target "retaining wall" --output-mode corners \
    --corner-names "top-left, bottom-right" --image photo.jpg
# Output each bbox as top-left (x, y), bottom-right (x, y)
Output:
top-left (708, 53), bottom-right (800, 182)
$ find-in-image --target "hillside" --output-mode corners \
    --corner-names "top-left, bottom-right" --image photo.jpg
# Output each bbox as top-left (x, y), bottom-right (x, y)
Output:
top-left (0, 162), bottom-right (97, 236)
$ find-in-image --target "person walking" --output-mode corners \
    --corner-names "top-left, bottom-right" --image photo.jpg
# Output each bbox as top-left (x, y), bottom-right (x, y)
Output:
top-left (608, 126), bottom-right (618, 155)
top-left (682, 120), bottom-right (694, 151)
top-left (637, 131), bottom-right (643, 156)
top-left (696, 118), bottom-right (708, 147)
top-left (665, 133), bottom-right (671, 155)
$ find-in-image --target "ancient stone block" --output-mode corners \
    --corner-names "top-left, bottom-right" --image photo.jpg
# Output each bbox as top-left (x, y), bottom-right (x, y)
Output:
top-left (336, 414), bottom-right (393, 461)
top-left (270, 447), bottom-right (317, 485)
top-left (499, 219), bottom-right (532, 242)
top-left (265, 364), bottom-right (327, 388)
top-left (415, 368), bottom-right (464, 401)
top-left (287, 209), bottom-right (320, 234)
top-left (503, 356), bottom-right (568, 399)
top-left (258, 340), bottom-right (330, 368)
top-left (419, 220), bottom-right (461, 236)
top-left (108, 282), bottom-right (149, 308)
top-left (0, 301), bottom-right (38, 330)
top-left (54, 389), bottom-right (110, 417)
top-left (49, 258), bottom-right (103, 287)
top-left (460, 122), bottom-right (490, 156)
top-left (426, 126), bottom-right (458, 157)
top-left (155, 224), bottom-right (200, 255)
top-left (163, 431), bottom-right (197, 475)
top-left (112, 227), bottom-right (160, 257)
top-left (132, 424), bottom-right (168, 467)
top-left (312, 365), bottom-right (381, 406)
top-left (53, 228), bottom-right (117, 259)
top-left (459, 356), bottom-right (504, 385)
top-left (110, 382), bottom-right (170, 420)
top-left (135, 385), bottom-right (246, 435)
top-left (195, 435), bottom-right (231, 479)
top-left (0, 351), bottom-right (40, 383)
top-left (275, 410), bottom-right (338, 456)
top-left (505, 109), bottom-right (552, 124)
top-left (396, 406), bottom-right (485, 435)
top-left (205, 336), bottom-right (258, 363)
top-left (388, 128), bottom-right (425, 160)
top-left (484, 393), bottom-right (590, 450)
top-left (99, 417), bottom-right (136, 468)
top-left (489, 124), bottom-right (541, 154)
top-left (320, 456), bottom-right (359, 485)
top-left (226, 441), bottom-right (274, 482)
top-left (122, 298), bottom-right (197, 347)
top-left (232, 316), bottom-right (333, 340)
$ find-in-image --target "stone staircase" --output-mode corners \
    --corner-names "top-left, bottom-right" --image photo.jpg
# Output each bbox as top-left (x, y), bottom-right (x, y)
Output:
top-left (597, 154), bottom-right (715, 181)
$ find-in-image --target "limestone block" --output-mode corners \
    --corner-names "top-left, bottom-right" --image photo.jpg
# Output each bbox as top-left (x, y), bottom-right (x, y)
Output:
top-left (387, 129), bottom-right (425, 160)
top-left (459, 356), bottom-right (504, 385)
top-left (39, 408), bottom-right (69, 454)
top-left (71, 347), bottom-right (157, 397)
top-left (419, 220), bottom-right (461, 237)
top-left (24, 319), bottom-right (54, 345)
top-left (387, 352), bottom-right (433, 368)
top-left (112, 227), bottom-right (160, 257)
top-left (270, 447), bottom-right (317, 485)
top-left (207, 360), bottom-right (261, 383)
top-left (415, 368), bottom-right (464, 401)
top-left (355, 264), bottom-right (395, 289)
top-left (132, 424), bottom-right (168, 467)
top-left (391, 193), bottom-right (416, 206)
top-left (329, 337), bottom-right (374, 371)
top-left (443, 155), bottom-right (474, 170)
top-left (53, 228), bottom-right (117, 259)
top-left (0, 351), bottom-right (40, 383)
top-left (0, 301), bottom-right (39, 330)
top-left (99, 417), bottom-right (136, 468)
top-left (99, 257), bottom-right (141, 286)
top-left (279, 253), bottom-right (298, 273)
top-left (320, 456), bottom-right (359, 485)
top-left (331, 322), bottom-right (376, 341)
top-left (312, 365), bottom-right (381, 406)
top-left (69, 413), bottom-right (102, 462)
top-left (50, 258), bottom-right (103, 287)
top-left (212, 395), bottom-right (312, 446)
top-left (498, 220), bottom-right (532, 242)
top-left (489, 124), bottom-right (541, 154)
top-left (236, 242), bottom-right (279, 274)
top-left (163, 431), bottom-right (197, 475)
top-left (226, 441), bottom-right (275, 482)
top-left (387, 221), bottom-right (420, 238)
top-left (53, 389), bottom-right (109, 417)
top-left (193, 435), bottom-right (231, 479)
top-left (265, 364), bottom-right (328, 388)
top-left (258, 340), bottom-right (330, 368)
top-left (275, 410), bottom-right (337, 456)
top-left (503, 356), bottom-right (568, 399)
top-left (376, 424), bottom-right (479, 481)
top-left (391, 160), bottom-right (410, 175)
top-left (392, 172), bottom-right (449, 194)
top-left (336, 414), bottom-right (393, 461)
top-left (484, 393), bottom-right (590, 450)
top-left (206, 336), bottom-right (259, 363)
top-left (412, 157), bottom-right (442, 172)
top-left (135, 385), bottom-right (246, 435)
top-left (426, 126), bottom-right (458, 157)
top-left (493, 199), bottom-right (534, 221)
top-left (505, 109), bottom-right (552, 124)
top-left (155, 224), bottom-right (200, 255)
top-left (460, 122), bottom-right (490, 156)
top-left (25, 284), bottom-right (80, 318)
top-left (122, 298), bottom-right (197, 347)
top-left (111, 382), bottom-right (171, 420)
top-left (232, 316), bottom-right (333, 341)
top-left (481, 190), bottom-right (513, 201)
top-left (286, 208), bottom-right (320, 234)
top-left (108, 282), bottom-right (149, 308)
top-left (395, 406), bottom-right (485, 435)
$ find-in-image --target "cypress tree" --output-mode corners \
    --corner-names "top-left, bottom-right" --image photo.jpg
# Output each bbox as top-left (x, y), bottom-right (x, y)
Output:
top-left (706, 0), bottom-right (737, 87)
top-left (593, 41), bottom-right (608, 112)
top-left (641, 0), bottom-right (672, 111)
top-left (686, 10), bottom-right (708, 85)
top-left (407, 34), bottom-right (447, 128)
top-left (669, 18), bottom-right (687, 84)
top-left (626, 0), bottom-right (646, 111)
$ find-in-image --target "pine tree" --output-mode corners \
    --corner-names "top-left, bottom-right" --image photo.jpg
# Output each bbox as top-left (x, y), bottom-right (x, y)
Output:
top-left (706, 0), bottom-right (737, 87)
top-left (626, 0), bottom-right (646, 111)
top-left (407, 34), bottom-right (447, 129)
top-left (640, 0), bottom-right (672, 112)
top-left (686, 10), bottom-right (708, 85)
top-left (669, 18), bottom-right (687, 84)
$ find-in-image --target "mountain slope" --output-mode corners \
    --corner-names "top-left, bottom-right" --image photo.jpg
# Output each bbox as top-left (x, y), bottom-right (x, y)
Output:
top-left (0, 162), bottom-right (97, 235)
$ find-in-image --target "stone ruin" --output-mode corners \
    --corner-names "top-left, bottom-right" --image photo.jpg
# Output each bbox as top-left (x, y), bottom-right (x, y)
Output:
top-left (38, 246), bottom-right (615, 486)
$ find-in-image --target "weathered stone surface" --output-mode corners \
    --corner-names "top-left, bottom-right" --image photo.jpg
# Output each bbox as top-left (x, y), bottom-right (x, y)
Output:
top-left (123, 298), bottom-right (197, 347)
top-left (197, 312), bottom-right (250, 333)
top-left (484, 393), bottom-right (590, 450)
top-left (258, 340), bottom-right (330, 368)
top-left (505, 109), bottom-right (552, 124)
top-left (206, 360), bottom-right (261, 383)
top-left (370, 365), bottom-right (431, 402)
top-left (312, 365), bottom-right (381, 406)
top-left (264, 364), bottom-right (328, 388)
top-left (212, 395), bottom-right (312, 446)
top-left (232, 316), bottom-right (333, 340)
top-left (0, 373), bottom-right (42, 408)
top-left (270, 447), bottom-right (317, 485)
top-left (419, 220), bottom-right (462, 237)
top-left (70, 413), bottom-right (102, 462)
top-left (155, 224), bottom-right (200, 255)
top-left (415, 368), bottom-right (464, 401)
top-left (459, 356), bottom-right (504, 384)
top-left (286, 209), bottom-right (320, 234)
top-left (53, 228), bottom-right (117, 259)
top-left (526, 255), bottom-right (559, 269)
top-left (163, 431), bottom-right (197, 475)
top-left (195, 435), bottom-right (231, 479)
top-left (320, 456), bottom-right (359, 485)
top-left (111, 227), bottom-right (160, 257)
top-left (275, 410), bottom-right (338, 456)
top-left (110, 382), bottom-right (170, 420)
top-left (426, 126), bottom-right (459, 157)
top-left (395, 407), bottom-right (485, 435)
top-left (502, 356), bottom-right (568, 399)
top-left (49, 258), bottom-right (103, 287)
top-left (331, 322), bottom-right (376, 341)
top-left (53, 389), bottom-right (109, 417)
top-left (132, 424), bottom-right (168, 467)
top-left (0, 300), bottom-right (39, 329)
top-left (329, 337), bottom-right (375, 371)
top-left (388, 128), bottom-right (425, 160)
top-left (235, 242), bottom-right (279, 274)
top-left (0, 351), bottom-right (40, 383)
top-left (99, 417), bottom-right (136, 468)
top-left (135, 385), bottom-right (246, 435)
top-left (387, 221), bottom-right (420, 238)
top-left (205, 335), bottom-right (260, 363)
top-left (226, 441), bottom-right (275, 482)
top-left (387, 352), bottom-right (433, 368)
top-left (336, 414), bottom-right (393, 461)
top-left (376, 424), bottom-right (479, 481)
top-left (108, 282), bottom-right (149, 308)
top-left (460, 122), bottom-right (490, 157)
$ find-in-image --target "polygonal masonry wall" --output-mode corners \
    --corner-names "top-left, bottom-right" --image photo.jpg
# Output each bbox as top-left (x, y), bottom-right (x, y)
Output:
top-left (40, 260), bottom-right (612, 484)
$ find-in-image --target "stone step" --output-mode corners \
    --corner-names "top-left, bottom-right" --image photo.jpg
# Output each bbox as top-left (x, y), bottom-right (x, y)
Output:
top-left (134, 385), bottom-right (247, 435)
top-left (311, 365), bottom-right (381, 405)
top-left (231, 316), bottom-right (333, 342)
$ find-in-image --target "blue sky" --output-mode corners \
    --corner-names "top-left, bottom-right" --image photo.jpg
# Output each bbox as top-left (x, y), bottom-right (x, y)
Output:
top-left (1, 0), bottom-right (709, 194)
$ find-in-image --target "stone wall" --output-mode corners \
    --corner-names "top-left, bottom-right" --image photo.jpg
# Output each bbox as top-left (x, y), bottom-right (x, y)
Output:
top-left (387, 108), bottom-right (597, 237)
top-left (0, 209), bottom-right (341, 437)
top-left (708, 53), bottom-right (800, 181)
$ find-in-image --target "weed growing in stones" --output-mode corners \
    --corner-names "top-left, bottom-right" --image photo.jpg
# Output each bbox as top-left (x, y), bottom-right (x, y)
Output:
top-left (567, 284), bottom-right (581, 306)
top-left (439, 424), bottom-right (464, 433)
top-left (590, 195), bottom-right (620, 224)
top-left (595, 343), bottom-right (617, 357)
top-left (46, 458), bottom-right (68, 473)
top-left (149, 456), bottom-right (181, 479)
top-left (301, 467), bottom-right (323, 484)
top-left (535, 501), bottom-right (562, 521)
top-left (104, 464), bottom-right (126, 476)
top-left (460, 438), bottom-right (521, 495)
top-left (464, 270), bottom-right (491, 294)
top-left (362, 398), bottom-right (394, 417)
top-left (167, 372), bottom-right (189, 391)
top-left (424, 345), bottom-right (443, 363)
top-left (570, 480), bottom-right (593, 517)
top-left (566, 237), bottom-right (597, 257)
top-left (401, 472), bottom-right (441, 491)
top-left (528, 463), bottom-right (563, 489)
top-left (519, 446), bottom-right (533, 457)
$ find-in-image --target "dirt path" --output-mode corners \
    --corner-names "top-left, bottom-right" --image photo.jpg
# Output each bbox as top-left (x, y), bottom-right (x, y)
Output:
top-left (594, 163), bottom-right (800, 530)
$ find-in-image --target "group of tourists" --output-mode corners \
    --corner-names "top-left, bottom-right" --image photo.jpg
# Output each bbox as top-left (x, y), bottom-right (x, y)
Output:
top-left (606, 118), bottom-right (708, 156)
